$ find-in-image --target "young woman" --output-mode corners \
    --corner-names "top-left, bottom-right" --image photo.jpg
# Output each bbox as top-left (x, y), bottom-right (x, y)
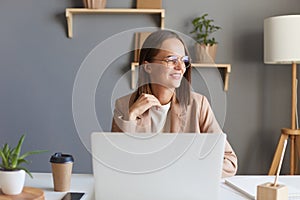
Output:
top-left (111, 30), bottom-right (237, 177)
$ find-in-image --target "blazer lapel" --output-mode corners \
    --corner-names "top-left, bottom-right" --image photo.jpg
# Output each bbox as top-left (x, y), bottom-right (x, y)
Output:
top-left (170, 94), bottom-right (186, 133)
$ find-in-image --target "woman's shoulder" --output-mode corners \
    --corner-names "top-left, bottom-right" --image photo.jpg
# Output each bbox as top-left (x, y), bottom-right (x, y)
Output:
top-left (115, 92), bottom-right (137, 105)
top-left (116, 93), bottom-right (132, 101)
top-left (189, 92), bottom-right (212, 110)
top-left (190, 91), bottom-right (208, 101)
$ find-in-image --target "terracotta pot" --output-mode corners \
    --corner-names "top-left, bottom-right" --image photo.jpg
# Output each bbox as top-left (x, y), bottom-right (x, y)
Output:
top-left (83, 0), bottom-right (107, 9)
top-left (0, 169), bottom-right (25, 195)
top-left (195, 43), bottom-right (217, 63)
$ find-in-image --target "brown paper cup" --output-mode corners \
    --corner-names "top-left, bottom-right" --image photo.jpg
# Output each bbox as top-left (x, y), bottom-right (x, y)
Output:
top-left (51, 162), bottom-right (73, 192)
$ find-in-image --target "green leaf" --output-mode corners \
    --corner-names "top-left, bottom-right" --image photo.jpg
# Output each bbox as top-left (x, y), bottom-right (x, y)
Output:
top-left (10, 135), bottom-right (25, 168)
top-left (15, 135), bottom-right (25, 157)
top-left (3, 144), bottom-right (9, 155)
top-left (0, 150), bottom-right (9, 168)
top-left (19, 150), bottom-right (48, 160)
top-left (17, 158), bottom-right (29, 166)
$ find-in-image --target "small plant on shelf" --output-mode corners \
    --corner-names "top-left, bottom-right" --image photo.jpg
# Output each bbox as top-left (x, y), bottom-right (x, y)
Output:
top-left (190, 13), bottom-right (221, 46)
top-left (190, 13), bottom-right (221, 63)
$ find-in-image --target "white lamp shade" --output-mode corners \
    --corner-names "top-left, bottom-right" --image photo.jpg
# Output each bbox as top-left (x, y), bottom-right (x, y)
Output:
top-left (264, 15), bottom-right (300, 64)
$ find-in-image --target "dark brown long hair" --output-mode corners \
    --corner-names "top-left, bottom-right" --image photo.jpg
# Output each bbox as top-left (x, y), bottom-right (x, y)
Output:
top-left (134, 30), bottom-right (191, 107)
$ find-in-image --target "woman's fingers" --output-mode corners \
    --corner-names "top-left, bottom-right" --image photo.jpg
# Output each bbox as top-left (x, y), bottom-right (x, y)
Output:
top-left (128, 94), bottom-right (161, 120)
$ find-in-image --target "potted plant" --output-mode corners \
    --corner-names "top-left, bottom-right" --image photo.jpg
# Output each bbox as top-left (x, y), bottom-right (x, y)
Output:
top-left (190, 13), bottom-right (221, 63)
top-left (0, 134), bottom-right (46, 195)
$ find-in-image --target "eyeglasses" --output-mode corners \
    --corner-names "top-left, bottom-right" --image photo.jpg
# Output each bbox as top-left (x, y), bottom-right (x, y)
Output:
top-left (151, 55), bottom-right (191, 68)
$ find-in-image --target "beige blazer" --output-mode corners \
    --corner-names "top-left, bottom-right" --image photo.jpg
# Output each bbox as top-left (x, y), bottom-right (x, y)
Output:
top-left (111, 91), bottom-right (237, 177)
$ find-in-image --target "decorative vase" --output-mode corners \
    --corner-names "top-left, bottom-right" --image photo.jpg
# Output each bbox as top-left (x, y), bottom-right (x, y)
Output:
top-left (195, 43), bottom-right (217, 63)
top-left (83, 0), bottom-right (107, 9)
top-left (136, 0), bottom-right (162, 9)
top-left (0, 170), bottom-right (25, 195)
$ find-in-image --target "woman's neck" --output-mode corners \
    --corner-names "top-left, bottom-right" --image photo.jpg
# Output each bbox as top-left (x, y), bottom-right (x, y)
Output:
top-left (151, 84), bottom-right (174, 105)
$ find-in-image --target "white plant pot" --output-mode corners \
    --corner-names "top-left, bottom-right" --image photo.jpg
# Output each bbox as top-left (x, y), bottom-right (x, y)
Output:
top-left (0, 169), bottom-right (25, 195)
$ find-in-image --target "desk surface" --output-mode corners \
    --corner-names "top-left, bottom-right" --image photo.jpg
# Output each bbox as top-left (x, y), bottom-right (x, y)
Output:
top-left (25, 173), bottom-right (95, 200)
top-left (23, 173), bottom-right (250, 200)
top-left (9, 173), bottom-right (292, 200)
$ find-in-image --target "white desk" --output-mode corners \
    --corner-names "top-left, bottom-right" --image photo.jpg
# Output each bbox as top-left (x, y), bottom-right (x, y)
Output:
top-left (25, 173), bottom-right (95, 200)
top-left (23, 173), bottom-right (261, 200)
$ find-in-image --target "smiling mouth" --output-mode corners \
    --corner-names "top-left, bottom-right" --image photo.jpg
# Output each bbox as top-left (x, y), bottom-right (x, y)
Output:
top-left (170, 73), bottom-right (182, 79)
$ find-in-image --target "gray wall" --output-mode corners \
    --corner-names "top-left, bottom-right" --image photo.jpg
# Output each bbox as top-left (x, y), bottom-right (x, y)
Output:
top-left (0, 0), bottom-right (299, 174)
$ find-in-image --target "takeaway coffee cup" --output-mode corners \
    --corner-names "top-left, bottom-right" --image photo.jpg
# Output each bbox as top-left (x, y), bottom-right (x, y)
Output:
top-left (50, 152), bottom-right (74, 192)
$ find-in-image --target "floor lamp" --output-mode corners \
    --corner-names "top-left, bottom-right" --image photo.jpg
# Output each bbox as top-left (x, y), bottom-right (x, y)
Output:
top-left (264, 15), bottom-right (300, 175)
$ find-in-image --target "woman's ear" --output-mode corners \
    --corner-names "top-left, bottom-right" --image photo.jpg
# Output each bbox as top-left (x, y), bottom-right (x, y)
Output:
top-left (143, 61), bottom-right (152, 73)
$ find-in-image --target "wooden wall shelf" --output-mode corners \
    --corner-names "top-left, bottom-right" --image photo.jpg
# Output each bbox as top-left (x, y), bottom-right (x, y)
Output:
top-left (65, 8), bottom-right (165, 38)
top-left (131, 62), bottom-right (231, 91)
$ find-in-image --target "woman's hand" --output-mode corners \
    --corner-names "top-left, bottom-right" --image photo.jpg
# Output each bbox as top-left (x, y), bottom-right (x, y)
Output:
top-left (127, 94), bottom-right (161, 121)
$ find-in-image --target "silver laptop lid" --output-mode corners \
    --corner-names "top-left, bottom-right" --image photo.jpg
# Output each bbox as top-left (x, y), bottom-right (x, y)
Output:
top-left (91, 132), bottom-right (225, 200)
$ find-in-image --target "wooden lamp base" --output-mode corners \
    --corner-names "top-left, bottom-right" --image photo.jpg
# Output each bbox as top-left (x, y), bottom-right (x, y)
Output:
top-left (257, 182), bottom-right (288, 200)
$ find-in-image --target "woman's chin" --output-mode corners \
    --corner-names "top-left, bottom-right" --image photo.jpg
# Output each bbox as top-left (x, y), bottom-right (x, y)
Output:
top-left (168, 81), bottom-right (181, 89)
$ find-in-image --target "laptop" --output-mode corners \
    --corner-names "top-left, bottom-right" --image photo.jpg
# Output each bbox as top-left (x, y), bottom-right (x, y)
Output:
top-left (91, 132), bottom-right (226, 200)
